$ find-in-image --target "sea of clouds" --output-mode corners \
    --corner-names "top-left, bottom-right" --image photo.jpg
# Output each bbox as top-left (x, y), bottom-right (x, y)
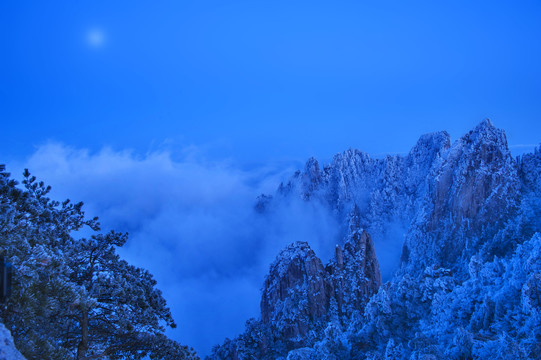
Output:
top-left (9, 143), bottom-right (340, 356)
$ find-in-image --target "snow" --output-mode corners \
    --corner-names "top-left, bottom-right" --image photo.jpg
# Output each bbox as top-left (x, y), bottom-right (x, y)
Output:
top-left (0, 323), bottom-right (25, 360)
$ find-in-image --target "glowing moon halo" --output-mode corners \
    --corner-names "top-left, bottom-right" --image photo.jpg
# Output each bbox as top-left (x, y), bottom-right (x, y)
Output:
top-left (87, 29), bottom-right (105, 47)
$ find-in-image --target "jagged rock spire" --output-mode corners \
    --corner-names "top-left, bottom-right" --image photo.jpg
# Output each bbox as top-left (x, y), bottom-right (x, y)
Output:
top-left (259, 228), bottom-right (383, 352)
top-left (303, 157), bottom-right (321, 180)
top-left (403, 119), bottom-right (521, 271)
top-left (260, 241), bottom-right (329, 349)
top-left (335, 229), bottom-right (382, 316)
top-left (301, 157), bottom-right (322, 199)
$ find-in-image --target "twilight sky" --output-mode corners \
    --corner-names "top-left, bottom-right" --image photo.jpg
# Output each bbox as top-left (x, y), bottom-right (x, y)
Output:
top-left (1, 0), bottom-right (541, 356)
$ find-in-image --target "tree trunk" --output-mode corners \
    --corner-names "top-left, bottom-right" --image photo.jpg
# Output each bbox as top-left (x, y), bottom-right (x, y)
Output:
top-left (76, 310), bottom-right (89, 359)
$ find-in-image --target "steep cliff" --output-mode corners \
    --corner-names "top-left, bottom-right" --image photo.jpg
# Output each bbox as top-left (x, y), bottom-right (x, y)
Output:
top-left (210, 214), bottom-right (382, 359)
top-left (403, 119), bottom-right (522, 273)
top-left (260, 241), bottom-right (329, 349)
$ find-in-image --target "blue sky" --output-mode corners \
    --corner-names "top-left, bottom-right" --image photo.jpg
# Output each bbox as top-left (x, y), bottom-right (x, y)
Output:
top-left (2, 0), bottom-right (540, 165)
top-left (2, 0), bottom-right (541, 356)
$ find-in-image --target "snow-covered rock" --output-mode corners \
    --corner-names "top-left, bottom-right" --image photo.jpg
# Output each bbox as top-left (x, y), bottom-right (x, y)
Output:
top-left (0, 323), bottom-right (25, 360)
top-left (260, 241), bottom-right (329, 346)
top-left (327, 206), bottom-right (381, 319)
top-left (404, 118), bottom-right (522, 272)
top-left (211, 211), bottom-right (382, 359)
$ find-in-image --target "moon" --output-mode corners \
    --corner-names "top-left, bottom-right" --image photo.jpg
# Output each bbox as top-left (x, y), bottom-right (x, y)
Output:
top-left (87, 29), bottom-right (105, 47)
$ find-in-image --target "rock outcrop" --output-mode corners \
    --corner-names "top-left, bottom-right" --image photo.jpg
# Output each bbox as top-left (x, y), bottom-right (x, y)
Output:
top-left (260, 241), bottom-right (329, 346)
top-left (403, 119), bottom-right (522, 272)
top-left (255, 210), bottom-right (381, 356)
top-left (327, 207), bottom-right (382, 319)
top-left (274, 129), bottom-right (451, 228)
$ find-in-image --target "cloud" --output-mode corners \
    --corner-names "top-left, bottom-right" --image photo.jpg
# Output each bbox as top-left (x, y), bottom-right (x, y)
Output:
top-left (12, 143), bottom-right (340, 356)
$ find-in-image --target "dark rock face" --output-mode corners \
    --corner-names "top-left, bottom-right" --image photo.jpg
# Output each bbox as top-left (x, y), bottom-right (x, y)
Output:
top-left (301, 157), bottom-right (322, 200)
top-left (260, 241), bottom-right (329, 343)
top-left (404, 119), bottom-right (522, 271)
top-left (259, 213), bottom-right (381, 353)
top-left (429, 119), bottom-right (518, 232)
top-left (519, 145), bottom-right (541, 194)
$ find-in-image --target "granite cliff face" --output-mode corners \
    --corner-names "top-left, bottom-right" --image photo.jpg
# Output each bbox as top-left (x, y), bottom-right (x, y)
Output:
top-left (403, 119), bottom-right (522, 272)
top-left (260, 241), bottom-right (329, 344)
top-left (259, 214), bottom-right (381, 355)
top-left (210, 120), bottom-right (541, 360)
top-left (211, 211), bottom-right (382, 359)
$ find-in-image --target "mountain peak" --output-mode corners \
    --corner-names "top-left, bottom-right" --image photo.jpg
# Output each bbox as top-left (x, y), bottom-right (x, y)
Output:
top-left (260, 241), bottom-right (329, 349)
top-left (467, 118), bottom-right (507, 146)
top-left (259, 231), bottom-right (383, 354)
top-left (409, 131), bottom-right (451, 158)
top-left (479, 117), bottom-right (493, 128)
top-left (402, 119), bottom-right (521, 272)
top-left (267, 241), bottom-right (315, 278)
top-left (304, 157), bottom-right (320, 174)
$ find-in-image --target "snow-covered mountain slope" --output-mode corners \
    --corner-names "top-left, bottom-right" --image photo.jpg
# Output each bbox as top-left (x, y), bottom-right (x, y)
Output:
top-left (209, 120), bottom-right (541, 360)
top-left (263, 119), bottom-right (529, 277)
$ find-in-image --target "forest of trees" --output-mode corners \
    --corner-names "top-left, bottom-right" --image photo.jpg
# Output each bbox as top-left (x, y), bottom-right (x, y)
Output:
top-left (0, 165), bottom-right (199, 359)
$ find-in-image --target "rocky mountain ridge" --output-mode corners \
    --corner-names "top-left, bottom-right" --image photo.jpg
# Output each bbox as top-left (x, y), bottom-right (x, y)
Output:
top-left (210, 120), bottom-right (541, 360)
top-left (266, 119), bottom-right (524, 277)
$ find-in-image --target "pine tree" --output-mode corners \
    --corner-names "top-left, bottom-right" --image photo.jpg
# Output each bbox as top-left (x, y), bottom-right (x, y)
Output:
top-left (0, 167), bottom-right (198, 360)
